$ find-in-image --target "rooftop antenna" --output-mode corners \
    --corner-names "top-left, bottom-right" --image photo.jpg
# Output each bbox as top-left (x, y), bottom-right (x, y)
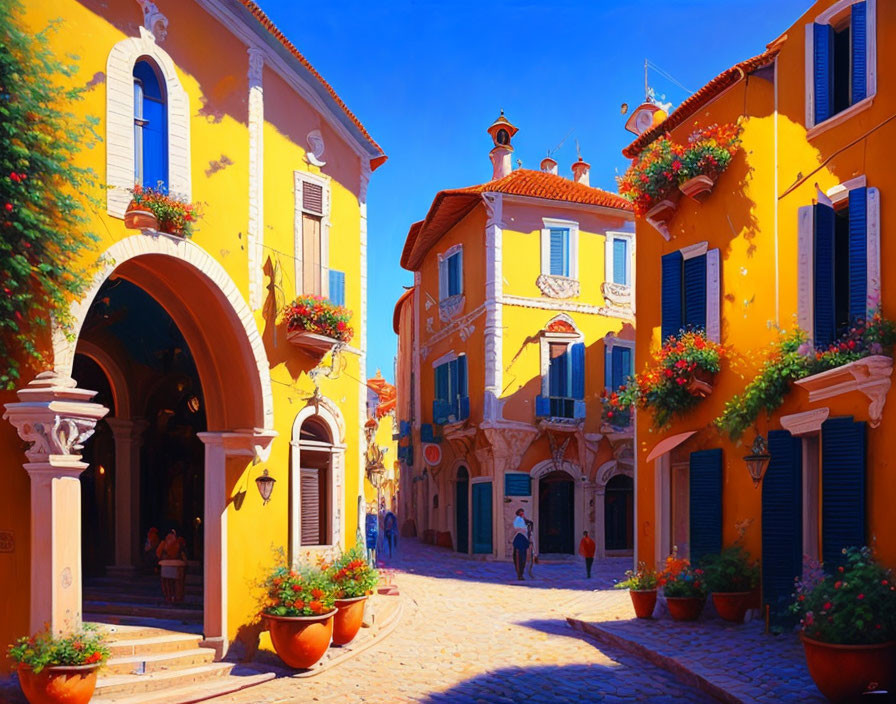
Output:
top-left (644, 58), bottom-right (649, 101)
top-left (575, 139), bottom-right (582, 160)
top-left (546, 127), bottom-right (575, 158)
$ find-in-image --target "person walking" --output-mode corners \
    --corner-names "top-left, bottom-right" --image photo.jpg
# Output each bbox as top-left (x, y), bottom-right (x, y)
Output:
top-left (579, 531), bottom-right (596, 578)
top-left (512, 508), bottom-right (530, 581)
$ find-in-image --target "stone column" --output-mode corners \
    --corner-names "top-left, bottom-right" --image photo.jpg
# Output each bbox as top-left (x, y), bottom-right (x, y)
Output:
top-left (592, 484), bottom-right (606, 559)
top-left (3, 372), bottom-right (108, 634)
top-left (106, 417), bottom-right (148, 571)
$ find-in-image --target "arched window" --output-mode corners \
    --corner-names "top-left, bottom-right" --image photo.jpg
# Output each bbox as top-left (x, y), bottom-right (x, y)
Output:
top-left (297, 417), bottom-right (332, 546)
top-left (133, 59), bottom-right (168, 189)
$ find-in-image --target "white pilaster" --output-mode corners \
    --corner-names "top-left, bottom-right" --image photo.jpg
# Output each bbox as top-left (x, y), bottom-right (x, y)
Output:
top-left (247, 47), bottom-right (265, 311)
top-left (483, 194), bottom-right (503, 421)
top-left (107, 417), bottom-right (149, 569)
top-left (358, 162), bottom-right (370, 548)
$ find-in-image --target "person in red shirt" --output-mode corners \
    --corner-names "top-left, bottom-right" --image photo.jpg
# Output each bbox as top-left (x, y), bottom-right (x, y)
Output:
top-left (578, 531), bottom-right (596, 578)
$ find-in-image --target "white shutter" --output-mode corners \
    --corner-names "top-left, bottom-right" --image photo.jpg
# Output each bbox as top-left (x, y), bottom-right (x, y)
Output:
top-left (706, 248), bottom-right (721, 343)
top-left (438, 257), bottom-right (448, 300)
top-left (797, 205), bottom-right (815, 339)
top-left (867, 187), bottom-right (880, 314)
top-left (300, 469), bottom-right (320, 546)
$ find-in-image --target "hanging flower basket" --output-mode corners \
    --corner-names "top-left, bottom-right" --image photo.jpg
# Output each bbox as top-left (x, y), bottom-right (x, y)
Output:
top-left (126, 185), bottom-right (200, 237)
top-left (677, 123), bottom-right (742, 203)
top-left (687, 367), bottom-right (715, 398)
top-left (617, 135), bottom-right (683, 235)
top-left (678, 174), bottom-right (717, 203)
top-left (283, 295), bottom-right (353, 356)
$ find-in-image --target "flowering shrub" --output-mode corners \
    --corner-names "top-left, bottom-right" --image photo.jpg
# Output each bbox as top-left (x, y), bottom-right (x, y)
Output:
top-left (283, 295), bottom-right (353, 343)
top-left (791, 547), bottom-right (896, 645)
top-left (807, 311), bottom-right (896, 374)
top-left (700, 544), bottom-right (759, 593)
top-left (678, 122), bottom-right (742, 183)
top-left (328, 545), bottom-right (378, 599)
top-left (617, 135), bottom-right (683, 217)
top-left (614, 562), bottom-right (658, 591)
top-left (129, 184), bottom-right (200, 237)
top-left (658, 549), bottom-right (706, 598)
top-left (7, 624), bottom-right (109, 673)
top-left (261, 561), bottom-right (336, 618)
top-left (600, 382), bottom-right (637, 429)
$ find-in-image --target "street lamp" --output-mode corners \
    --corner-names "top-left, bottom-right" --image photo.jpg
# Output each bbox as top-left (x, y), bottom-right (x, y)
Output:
top-left (255, 468), bottom-right (276, 505)
top-left (743, 435), bottom-right (772, 487)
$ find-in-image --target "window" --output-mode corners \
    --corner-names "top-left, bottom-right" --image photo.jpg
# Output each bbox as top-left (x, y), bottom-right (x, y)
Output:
top-left (133, 60), bottom-right (168, 189)
top-left (540, 218), bottom-right (579, 281)
top-left (432, 355), bottom-right (469, 424)
top-left (549, 228), bottom-right (570, 277)
top-left (808, 0), bottom-right (875, 128)
top-left (328, 270), bottom-right (345, 306)
top-left (297, 418), bottom-right (332, 547)
top-left (605, 343), bottom-right (633, 392)
top-left (438, 246), bottom-right (463, 301)
top-left (295, 174), bottom-right (330, 296)
top-left (661, 245), bottom-right (721, 342)
top-left (536, 341), bottom-right (585, 419)
top-left (612, 237), bottom-right (629, 285)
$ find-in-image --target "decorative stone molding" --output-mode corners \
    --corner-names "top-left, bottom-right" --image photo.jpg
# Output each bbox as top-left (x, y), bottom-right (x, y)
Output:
top-left (536, 274), bottom-right (580, 299)
top-left (601, 281), bottom-right (631, 307)
top-left (780, 408), bottom-right (830, 436)
top-left (502, 294), bottom-right (634, 321)
top-left (438, 294), bottom-right (465, 323)
top-left (247, 47), bottom-right (265, 311)
top-left (480, 424), bottom-right (537, 473)
top-left (306, 130), bottom-right (326, 167)
top-left (794, 355), bottom-right (892, 428)
top-left (596, 459), bottom-right (634, 487)
top-left (483, 194), bottom-right (504, 422)
top-left (136, 0), bottom-right (168, 41)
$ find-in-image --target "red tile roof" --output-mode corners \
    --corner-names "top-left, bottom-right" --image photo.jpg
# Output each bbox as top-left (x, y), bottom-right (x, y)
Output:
top-left (622, 48), bottom-right (779, 159)
top-left (237, 1), bottom-right (386, 170)
top-left (401, 169), bottom-right (632, 270)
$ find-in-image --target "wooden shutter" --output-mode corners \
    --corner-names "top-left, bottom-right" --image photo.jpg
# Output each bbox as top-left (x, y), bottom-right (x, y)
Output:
top-left (302, 181), bottom-right (324, 215)
top-left (472, 482), bottom-right (493, 554)
top-left (328, 270), bottom-right (345, 306)
top-left (302, 214), bottom-right (322, 295)
top-left (549, 229), bottom-right (568, 276)
top-left (612, 238), bottom-right (628, 285)
top-left (848, 188), bottom-right (868, 320)
top-left (570, 342), bottom-right (585, 400)
top-left (813, 203), bottom-right (836, 347)
top-left (612, 346), bottom-right (632, 390)
top-left (661, 251), bottom-right (683, 341)
top-left (683, 254), bottom-right (707, 331)
top-left (447, 251), bottom-right (462, 296)
top-left (814, 22), bottom-right (834, 124)
top-left (851, 1), bottom-right (867, 104)
top-left (689, 449), bottom-right (723, 565)
top-left (300, 468), bottom-right (320, 546)
top-left (821, 416), bottom-right (866, 566)
top-left (534, 395), bottom-right (550, 418)
top-left (762, 430), bottom-right (803, 621)
top-left (456, 355), bottom-right (469, 420)
top-left (505, 473), bottom-right (532, 497)
top-left (548, 343), bottom-right (568, 397)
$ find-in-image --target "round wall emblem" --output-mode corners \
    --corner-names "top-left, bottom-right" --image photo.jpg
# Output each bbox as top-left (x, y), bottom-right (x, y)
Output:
top-left (422, 443), bottom-right (442, 466)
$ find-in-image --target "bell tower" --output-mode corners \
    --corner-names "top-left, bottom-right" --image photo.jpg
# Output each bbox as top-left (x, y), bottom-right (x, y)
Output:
top-left (487, 110), bottom-right (518, 181)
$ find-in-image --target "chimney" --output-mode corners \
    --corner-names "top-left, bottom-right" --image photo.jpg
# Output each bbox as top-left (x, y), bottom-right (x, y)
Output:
top-left (540, 156), bottom-right (558, 175)
top-left (571, 156), bottom-right (590, 186)
top-left (486, 110), bottom-right (518, 181)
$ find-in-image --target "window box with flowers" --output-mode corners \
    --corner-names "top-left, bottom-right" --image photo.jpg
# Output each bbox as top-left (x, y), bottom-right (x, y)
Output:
top-left (677, 122), bottom-right (742, 203)
top-left (125, 185), bottom-right (200, 237)
top-left (284, 295), bottom-right (354, 357)
top-left (617, 135), bottom-right (683, 238)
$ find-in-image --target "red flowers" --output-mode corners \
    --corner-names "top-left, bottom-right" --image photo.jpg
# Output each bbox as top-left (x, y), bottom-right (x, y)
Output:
top-left (284, 295), bottom-right (353, 343)
top-left (4, 203), bottom-right (12, 212)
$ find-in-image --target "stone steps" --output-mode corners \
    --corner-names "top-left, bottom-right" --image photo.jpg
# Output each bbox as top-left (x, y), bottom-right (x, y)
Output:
top-left (90, 671), bottom-right (275, 704)
top-left (105, 647), bottom-right (216, 675)
top-left (107, 631), bottom-right (202, 657)
top-left (93, 662), bottom-right (235, 697)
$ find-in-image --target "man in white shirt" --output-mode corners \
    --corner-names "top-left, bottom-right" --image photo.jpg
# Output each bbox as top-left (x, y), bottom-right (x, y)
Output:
top-left (512, 508), bottom-right (530, 580)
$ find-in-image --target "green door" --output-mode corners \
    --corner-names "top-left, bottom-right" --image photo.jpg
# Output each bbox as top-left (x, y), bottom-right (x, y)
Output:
top-left (472, 481), bottom-right (492, 554)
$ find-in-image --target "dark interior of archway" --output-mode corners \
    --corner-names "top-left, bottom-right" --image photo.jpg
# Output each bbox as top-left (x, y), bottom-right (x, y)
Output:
top-left (538, 470), bottom-right (574, 554)
top-left (73, 278), bottom-right (207, 578)
top-left (605, 473), bottom-right (634, 551)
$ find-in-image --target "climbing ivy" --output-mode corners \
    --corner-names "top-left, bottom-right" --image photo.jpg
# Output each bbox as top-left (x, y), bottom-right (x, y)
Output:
top-left (0, 0), bottom-right (99, 389)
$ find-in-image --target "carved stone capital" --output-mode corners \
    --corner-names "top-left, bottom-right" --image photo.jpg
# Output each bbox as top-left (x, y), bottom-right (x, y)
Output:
top-left (536, 274), bottom-right (580, 299)
top-left (198, 428), bottom-right (278, 463)
top-left (136, 0), bottom-right (168, 41)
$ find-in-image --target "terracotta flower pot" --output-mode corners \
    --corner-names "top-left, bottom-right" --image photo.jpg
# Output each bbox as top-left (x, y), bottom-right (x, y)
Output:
top-left (629, 589), bottom-right (657, 619)
top-left (801, 635), bottom-right (896, 703)
top-left (665, 595), bottom-right (705, 621)
top-left (711, 591), bottom-right (751, 623)
top-left (123, 201), bottom-right (158, 230)
top-left (679, 174), bottom-right (717, 203)
top-left (17, 663), bottom-right (99, 704)
top-left (688, 368), bottom-right (715, 398)
top-left (332, 595), bottom-right (368, 646)
top-left (265, 611), bottom-right (335, 669)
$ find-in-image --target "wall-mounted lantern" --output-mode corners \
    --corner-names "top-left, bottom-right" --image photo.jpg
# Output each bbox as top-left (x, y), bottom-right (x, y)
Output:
top-left (743, 435), bottom-right (772, 487)
top-left (255, 468), bottom-right (276, 505)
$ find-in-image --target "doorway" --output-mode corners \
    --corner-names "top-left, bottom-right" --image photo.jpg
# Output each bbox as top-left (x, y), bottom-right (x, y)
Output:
top-left (538, 471), bottom-right (574, 554)
top-left (455, 466), bottom-right (469, 553)
top-left (604, 474), bottom-right (634, 552)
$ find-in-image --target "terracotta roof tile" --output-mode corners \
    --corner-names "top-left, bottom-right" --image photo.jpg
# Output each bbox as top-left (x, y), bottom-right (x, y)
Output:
top-left (622, 47), bottom-right (779, 159)
top-left (401, 169), bottom-right (631, 270)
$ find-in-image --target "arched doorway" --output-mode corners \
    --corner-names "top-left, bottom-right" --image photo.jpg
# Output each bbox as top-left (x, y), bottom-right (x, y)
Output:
top-left (539, 470), bottom-right (574, 554)
top-left (605, 474), bottom-right (634, 552)
top-left (455, 466), bottom-right (469, 554)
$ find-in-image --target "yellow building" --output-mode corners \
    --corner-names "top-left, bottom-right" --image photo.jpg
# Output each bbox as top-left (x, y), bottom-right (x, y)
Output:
top-left (364, 371), bottom-right (399, 514)
top-left (629, 0), bottom-right (896, 619)
top-left (0, 0), bottom-right (384, 678)
top-left (395, 115), bottom-right (635, 561)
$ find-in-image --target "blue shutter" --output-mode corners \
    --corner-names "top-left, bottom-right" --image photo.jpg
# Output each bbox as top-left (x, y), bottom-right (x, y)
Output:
top-left (762, 430), bottom-right (803, 622)
top-left (435, 363), bottom-right (449, 403)
top-left (406, 443), bottom-right (413, 466)
top-left (432, 400), bottom-right (451, 425)
top-left (851, 1), bottom-right (867, 104)
top-left (399, 420), bottom-right (410, 438)
top-left (472, 482), bottom-right (493, 554)
top-left (661, 251), bottom-right (683, 341)
top-left (573, 400), bottom-right (586, 419)
top-left (689, 449), bottom-right (723, 566)
top-left (458, 396), bottom-right (470, 421)
top-left (504, 474), bottom-right (532, 497)
top-left (683, 254), bottom-right (707, 331)
top-left (447, 252), bottom-right (461, 296)
top-left (612, 346), bottom-right (632, 390)
top-left (848, 188), bottom-right (868, 320)
top-left (570, 342), bottom-right (585, 400)
top-left (456, 355), bottom-right (469, 420)
top-left (420, 423), bottom-right (436, 444)
top-left (813, 203), bottom-right (836, 347)
top-left (822, 417), bottom-right (866, 566)
top-left (549, 351), bottom-right (568, 398)
top-left (604, 345), bottom-right (612, 389)
top-left (448, 359), bottom-right (460, 420)
top-left (612, 238), bottom-right (628, 285)
top-left (535, 395), bottom-right (550, 418)
top-left (550, 229), bottom-right (568, 276)
top-left (328, 270), bottom-right (345, 306)
top-left (814, 23), bottom-right (834, 124)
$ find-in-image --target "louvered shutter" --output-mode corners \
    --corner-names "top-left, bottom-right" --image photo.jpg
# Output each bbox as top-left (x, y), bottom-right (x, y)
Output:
top-left (438, 258), bottom-right (448, 300)
top-left (505, 474), bottom-right (532, 497)
top-left (848, 188), bottom-right (868, 320)
top-left (448, 359), bottom-right (460, 421)
top-left (457, 355), bottom-right (469, 420)
top-left (689, 449), bottom-right (723, 565)
top-left (762, 430), bottom-right (803, 621)
top-left (472, 482), bottom-right (493, 554)
top-left (302, 182), bottom-right (324, 215)
top-left (661, 251), bottom-right (683, 341)
top-left (612, 346), bottom-right (632, 390)
top-left (821, 417), bottom-right (866, 566)
top-left (814, 23), bottom-right (834, 124)
top-left (549, 347), bottom-right (568, 398)
top-left (328, 270), bottom-right (345, 306)
top-left (851, 1), bottom-right (867, 104)
top-left (550, 229), bottom-right (568, 276)
top-left (300, 469), bottom-right (320, 546)
top-left (604, 345), bottom-right (612, 389)
top-left (683, 254), bottom-right (708, 331)
top-left (813, 203), bottom-right (836, 347)
top-left (534, 395), bottom-right (550, 418)
top-left (432, 400), bottom-right (451, 425)
top-left (570, 342), bottom-right (585, 400)
top-left (613, 238), bottom-right (628, 285)
top-left (435, 363), bottom-right (449, 403)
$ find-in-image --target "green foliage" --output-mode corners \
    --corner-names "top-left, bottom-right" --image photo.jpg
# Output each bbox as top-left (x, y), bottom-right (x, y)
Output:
top-left (614, 562), bottom-right (658, 591)
top-left (261, 560), bottom-right (337, 618)
top-left (7, 624), bottom-right (109, 673)
top-left (677, 122), bottom-right (742, 183)
top-left (791, 547), bottom-right (896, 645)
top-left (0, 0), bottom-right (99, 390)
top-left (700, 544), bottom-right (759, 593)
top-left (328, 545), bottom-right (379, 599)
top-left (129, 184), bottom-right (200, 237)
top-left (616, 135), bottom-right (682, 217)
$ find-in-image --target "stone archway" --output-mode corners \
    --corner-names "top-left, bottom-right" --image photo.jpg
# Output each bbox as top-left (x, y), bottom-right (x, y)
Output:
top-left (592, 460), bottom-right (635, 558)
top-left (529, 459), bottom-right (584, 556)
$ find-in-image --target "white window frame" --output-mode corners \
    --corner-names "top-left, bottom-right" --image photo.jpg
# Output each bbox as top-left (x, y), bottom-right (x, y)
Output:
top-left (538, 315), bottom-right (583, 398)
top-left (294, 170), bottom-right (332, 297)
top-left (437, 243), bottom-right (464, 302)
top-left (797, 179), bottom-right (881, 345)
top-left (605, 231), bottom-right (634, 287)
top-left (804, 0), bottom-right (877, 138)
top-left (603, 334), bottom-right (635, 391)
top-left (540, 217), bottom-right (580, 280)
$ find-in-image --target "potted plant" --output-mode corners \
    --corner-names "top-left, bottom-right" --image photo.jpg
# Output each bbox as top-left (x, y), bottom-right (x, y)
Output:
top-left (8, 624), bottom-right (109, 704)
top-left (283, 295), bottom-right (354, 353)
top-left (701, 544), bottom-right (759, 623)
top-left (261, 561), bottom-right (337, 669)
top-left (614, 562), bottom-right (659, 619)
top-left (125, 184), bottom-right (200, 237)
top-left (677, 122), bottom-right (742, 202)
top-left (791, 547), bottom-right (896, 702)
top-left (600, 381), bottom-right (637, 431)
top-left (658, 549), bottom-right (707, 621)
top-left (328, 546), bottom-right (379, 646)
top-left (617, 135), bottom-right (683, 233)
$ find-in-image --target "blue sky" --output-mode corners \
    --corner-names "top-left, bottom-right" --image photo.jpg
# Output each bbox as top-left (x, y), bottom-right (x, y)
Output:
top-left (260, 0), bottom-right (809, 383)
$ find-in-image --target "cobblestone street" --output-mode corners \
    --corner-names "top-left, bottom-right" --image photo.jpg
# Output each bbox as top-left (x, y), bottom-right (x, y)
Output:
top-left (208, 540), bottom-right (714, 704)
